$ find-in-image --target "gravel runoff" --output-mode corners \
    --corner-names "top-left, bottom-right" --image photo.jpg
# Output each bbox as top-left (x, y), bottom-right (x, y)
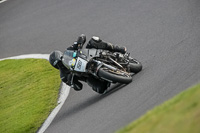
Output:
top-left (0, 54), bottom-right (70, 133)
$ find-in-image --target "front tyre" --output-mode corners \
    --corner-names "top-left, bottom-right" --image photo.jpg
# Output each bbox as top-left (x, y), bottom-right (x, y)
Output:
top-left (98, 68), bottom-right (132, 84)
top-left (129, 59), bottom-right (142, 73)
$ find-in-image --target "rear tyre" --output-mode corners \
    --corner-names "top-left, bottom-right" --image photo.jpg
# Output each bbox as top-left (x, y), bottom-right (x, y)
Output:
top-left (129, 59), bottom-right (142, 73)
top-left (98, 68), bottom-right (132, 84)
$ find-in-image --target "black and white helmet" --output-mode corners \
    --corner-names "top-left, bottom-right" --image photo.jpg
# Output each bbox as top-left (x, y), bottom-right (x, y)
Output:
top-left (49, 50), bottom-right (63, 69)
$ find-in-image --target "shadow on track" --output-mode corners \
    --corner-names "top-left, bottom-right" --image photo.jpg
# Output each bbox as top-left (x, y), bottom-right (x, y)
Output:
top-left (51, 83), bottom-right (127, 125)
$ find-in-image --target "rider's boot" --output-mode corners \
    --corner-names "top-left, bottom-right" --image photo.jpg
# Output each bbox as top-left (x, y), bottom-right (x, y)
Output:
top-left (107, 43), bottom-right (127, 54)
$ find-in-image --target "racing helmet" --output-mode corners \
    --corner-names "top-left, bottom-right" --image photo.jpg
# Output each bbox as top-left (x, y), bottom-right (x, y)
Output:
top-left (49, 50), bottom-right (63, 69)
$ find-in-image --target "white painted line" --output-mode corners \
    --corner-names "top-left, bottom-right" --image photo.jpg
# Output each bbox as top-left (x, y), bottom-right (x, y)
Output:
top-left (0, 54), bottom-right (71, 133)
top-left (0, 54), bottom-right (49, 61)
top-left (37, 83), bottom-right (70, 133)
top-left (0, 0), bottom-right (7, 4)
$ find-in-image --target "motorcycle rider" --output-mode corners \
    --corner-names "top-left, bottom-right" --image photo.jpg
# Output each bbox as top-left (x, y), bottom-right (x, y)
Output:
top-left (49, 34), bottom-right (127, 94)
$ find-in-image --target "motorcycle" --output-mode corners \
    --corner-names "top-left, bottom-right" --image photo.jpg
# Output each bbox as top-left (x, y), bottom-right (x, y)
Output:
top-left (60, 46), bottom-right (142, 93)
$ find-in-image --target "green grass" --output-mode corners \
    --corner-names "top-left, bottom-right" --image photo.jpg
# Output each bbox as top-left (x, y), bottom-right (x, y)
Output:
top-left (0, 59), bottom-right (61, 133)
top-left (116, 84), bottom-right (200, 133)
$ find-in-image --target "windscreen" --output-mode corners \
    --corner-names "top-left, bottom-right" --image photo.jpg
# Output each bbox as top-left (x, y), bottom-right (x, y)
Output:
top-left (62, 50), bottom-right (76, 69)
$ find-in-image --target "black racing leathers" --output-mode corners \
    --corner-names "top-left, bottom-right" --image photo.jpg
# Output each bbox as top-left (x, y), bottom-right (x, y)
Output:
top-left (59, 35), bottom-right (126, 93)
top-left (58, 62), bottom-right (84, 91)
top-left (59, 66), bottom-right (108, 93)
top-left (86, 37), bottom-right (127, 54)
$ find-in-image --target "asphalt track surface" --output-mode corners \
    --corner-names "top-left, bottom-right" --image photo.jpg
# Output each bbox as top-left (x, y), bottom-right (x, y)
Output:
top-left (1, 0), bottom-right (200, 133)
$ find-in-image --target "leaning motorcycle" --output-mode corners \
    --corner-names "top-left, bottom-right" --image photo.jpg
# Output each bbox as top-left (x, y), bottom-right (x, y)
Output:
top-left (52, 46), bottom-right (142, 94)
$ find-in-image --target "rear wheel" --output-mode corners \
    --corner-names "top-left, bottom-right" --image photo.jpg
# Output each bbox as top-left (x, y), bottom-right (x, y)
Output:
top-left (129, 59), bottom-right (142, 73)
top-left (98, 67), bottom-right (132, 84)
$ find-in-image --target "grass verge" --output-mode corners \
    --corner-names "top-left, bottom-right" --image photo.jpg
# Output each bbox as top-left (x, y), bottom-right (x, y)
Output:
top-left (0, 59), bottom-right (60, 133)
top-left (116, 83), bottom-right (200, 133)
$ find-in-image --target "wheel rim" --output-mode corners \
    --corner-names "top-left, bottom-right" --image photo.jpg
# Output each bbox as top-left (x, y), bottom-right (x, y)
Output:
top-left (102, 68), bottom-right (131, 77)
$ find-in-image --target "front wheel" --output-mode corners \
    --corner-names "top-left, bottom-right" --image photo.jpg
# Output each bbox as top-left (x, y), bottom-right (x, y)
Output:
top-left (98, 67), bottom-right (132, 84)
top-left (129, 59), bottom-right (142, 73)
